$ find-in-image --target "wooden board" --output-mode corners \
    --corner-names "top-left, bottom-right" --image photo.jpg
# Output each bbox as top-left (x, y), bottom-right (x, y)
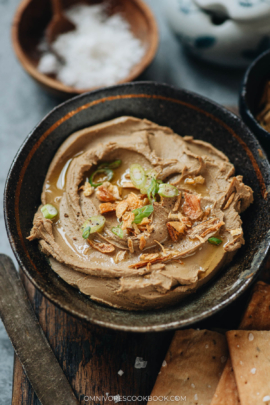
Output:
top-left (12, 269), bottom-right (265, 405)
top-left (12, 271), bottom-right (174, 405)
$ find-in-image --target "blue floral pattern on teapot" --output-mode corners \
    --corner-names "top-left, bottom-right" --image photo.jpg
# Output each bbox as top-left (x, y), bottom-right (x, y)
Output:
top-left (165, 0), bottom-right (270, 67)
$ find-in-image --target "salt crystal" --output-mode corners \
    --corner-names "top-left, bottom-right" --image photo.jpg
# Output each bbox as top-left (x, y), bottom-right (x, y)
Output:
top-left (248, 333), bottom-right (254, 341)
top-left (205, 344), bottom-right (209, 349)
top-left (263, 396), bottom-right (270, 402)
top-left (208, 385), bottom-right (211, 388)
top-left (37, 4), bottom-right (145, 90)
top-left (257, 392), bottom-right (260, 396)
top-left (194, 394), bottom-right (198, 400)
top-left (191, 383), bottom-right (195, 388)
top-left (118, 370), bottom-right (124, 376)
top-left (221, 356), bottom-right (227, 363)
top-left (134, 357), bottom-right (147, 369)
top-left (237, 345), bottom-right (240, 348)
top-left (162, 360), bottom-right (167, 367)
top-left (240, 361), bottom-right (243, 365)
top-left (38, 53), bottom-right (59, 74)
top-left (250, 368), bottom-right (256, 374)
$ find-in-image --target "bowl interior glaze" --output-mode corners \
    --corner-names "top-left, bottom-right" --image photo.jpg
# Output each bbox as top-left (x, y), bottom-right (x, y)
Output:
top-left (4, 82), bottom-right (270, 332)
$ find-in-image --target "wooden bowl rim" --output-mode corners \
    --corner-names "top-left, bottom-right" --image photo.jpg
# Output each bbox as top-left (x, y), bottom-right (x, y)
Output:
top-left (12, 0), bottom-right (159, 95)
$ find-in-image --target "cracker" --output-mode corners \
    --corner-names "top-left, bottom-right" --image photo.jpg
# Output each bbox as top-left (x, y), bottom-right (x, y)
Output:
top-left (210, 357), bottom-right (240, 405)
top-left (211, 281), bottom-right (270, 403)
top-left (227, 330), bottom-right (270, 405)
top-left (239, 281), bottom-right (270, 330)
top-left (148, 329), bottom-right (228, 405)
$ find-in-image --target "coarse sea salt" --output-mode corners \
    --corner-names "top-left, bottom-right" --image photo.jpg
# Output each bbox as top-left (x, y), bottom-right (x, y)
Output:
top-left (38, 4), bottom-right (145, 90)
top-left (134, 357), bottom-right (147, 369)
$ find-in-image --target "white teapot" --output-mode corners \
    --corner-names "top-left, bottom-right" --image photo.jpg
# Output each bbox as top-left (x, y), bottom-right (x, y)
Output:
top-left (165, 0), bottom-right (270, 67)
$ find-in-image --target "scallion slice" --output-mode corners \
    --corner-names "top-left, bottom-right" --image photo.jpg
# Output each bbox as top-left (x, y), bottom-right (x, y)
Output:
top-left (112, 226), bottom-right (124, 239)
top-left (130, 164), bottom-right (146, 189)
top-left (147, 178), bottom-right (158, 203)
top-left (208, 237), bottom-right (222, 246)
top-left (82, 226), bottom-right (91, 239)
top-left (132, 205), bottom-right (154, 224)
top-left (158, 183), bottom-right (179, 198)
top-left (140, 169), bottom-right (158, 194)
top-left (41, 204), bottom-right (58, 219)
top-left (81, 215), bottom-right (106, 239)
top-left (89, 168), bottom-right (113, 188)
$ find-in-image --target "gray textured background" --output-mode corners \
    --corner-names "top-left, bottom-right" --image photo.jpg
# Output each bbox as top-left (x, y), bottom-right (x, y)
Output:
top-left (0, 0), bottom-right (244, 402)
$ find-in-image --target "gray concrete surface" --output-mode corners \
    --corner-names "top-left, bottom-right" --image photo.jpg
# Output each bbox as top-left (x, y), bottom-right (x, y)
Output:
top-left (0, 0), bottom-right (244, 403)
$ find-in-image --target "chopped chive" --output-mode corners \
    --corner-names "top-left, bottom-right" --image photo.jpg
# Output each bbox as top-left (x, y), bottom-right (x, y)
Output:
top-left (208, 237), bottom-right (222, 245)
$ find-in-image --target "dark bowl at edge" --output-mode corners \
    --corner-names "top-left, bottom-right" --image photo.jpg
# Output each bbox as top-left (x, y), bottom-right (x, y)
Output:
top-left (4, 81), bottom-right (270, 332)
top-left (239, 49), bottom-right (270, 157)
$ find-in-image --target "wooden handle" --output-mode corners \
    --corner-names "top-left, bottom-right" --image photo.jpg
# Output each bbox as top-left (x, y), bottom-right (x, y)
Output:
top-left (0, 254), bottom-right (79, 405)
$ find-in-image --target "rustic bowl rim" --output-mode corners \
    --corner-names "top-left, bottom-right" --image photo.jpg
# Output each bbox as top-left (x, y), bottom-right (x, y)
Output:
top-left (11, 0), bottom-right (159, 96)
top-left (239, 48), bottom-right (270, 144)
top-left (4, 81), bottom-right (270, 332)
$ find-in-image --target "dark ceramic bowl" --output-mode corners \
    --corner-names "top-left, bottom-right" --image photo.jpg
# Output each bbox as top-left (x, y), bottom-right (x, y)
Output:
top-left (4, 82), bottom-right (270, 332)
top-left (239, 49), bottom-right (270, 156)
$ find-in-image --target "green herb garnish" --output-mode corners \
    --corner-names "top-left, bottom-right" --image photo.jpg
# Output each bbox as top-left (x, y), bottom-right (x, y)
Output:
top-left (130, 164), bottom-right (146, 189)
top-left (89, 168), bottom-right (113, 188)
top-left (112, 225), bottom-right (124, 239)
top-left (140, 169), bottom-right (158, 194)
top-left (41, 204), bottom-right (58, 219)
top-left (82, 226), bottom-right (91, 239)
top-left (208, 237), bottom-right (222, 246)
top-left (158, 183), bottom-right (179, 198)
top-left (81, 216), bottom-right (106, 239)
top-left (132, 205), bottom-right (154, 224)
top-left (147, 178), bottom-right (158, 203)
